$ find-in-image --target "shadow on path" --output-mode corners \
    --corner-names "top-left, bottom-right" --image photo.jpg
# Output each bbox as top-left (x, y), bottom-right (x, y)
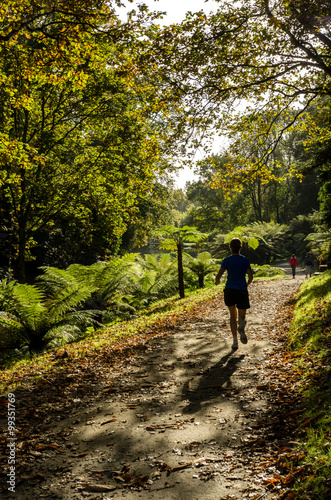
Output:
top-left (182, 352), bottom-right (245, 414)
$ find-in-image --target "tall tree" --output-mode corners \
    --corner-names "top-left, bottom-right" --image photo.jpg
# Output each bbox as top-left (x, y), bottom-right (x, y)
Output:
top-left (0, 1), bottom-right (175, 281)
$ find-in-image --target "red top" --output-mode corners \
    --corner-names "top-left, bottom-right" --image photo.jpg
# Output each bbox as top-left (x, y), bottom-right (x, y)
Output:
top-left (289, 257), bottom-right (298, 266)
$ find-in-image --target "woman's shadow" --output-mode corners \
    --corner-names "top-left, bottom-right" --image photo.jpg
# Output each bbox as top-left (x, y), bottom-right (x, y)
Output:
top-left (181, 350), bottom-right (245, 414)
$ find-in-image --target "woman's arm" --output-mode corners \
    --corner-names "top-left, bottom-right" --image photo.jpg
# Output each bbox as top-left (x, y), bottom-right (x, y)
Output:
top-left (215, 267), bottom-right (225, 285)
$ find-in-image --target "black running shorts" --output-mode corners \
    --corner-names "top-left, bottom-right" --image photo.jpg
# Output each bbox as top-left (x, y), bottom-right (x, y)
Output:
top-left (224, 288), bottom-right (250, 309)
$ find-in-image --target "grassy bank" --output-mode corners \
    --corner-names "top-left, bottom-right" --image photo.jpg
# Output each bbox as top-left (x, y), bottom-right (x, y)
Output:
top-left (288, 270), bottom-right (331, 499)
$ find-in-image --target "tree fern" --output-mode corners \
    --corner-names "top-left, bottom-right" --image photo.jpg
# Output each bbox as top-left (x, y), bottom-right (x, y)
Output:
top-left (183, 252), bottom-right (219, 288)
top-left (0, 279), bottom-right (19, 310)
top-left (46, 285), bottom-right (95, 323)
top-left (131, 253), bottom-right (178, 302)
top-left (0, 267), bottom-right (98, 351)
top-left (44, 324), bottom-right (83, 347)
top-left (0, 311), bottom-right (24, 335)
top-left (305, 231), bottom-right (331, 263)
top-left (6, 284), bottom-right (46, 333)
top-left (0, 311), bottom-right (25, 349)
top-left (67, 254), bottom-right (138, 306)
top-left (36, 267), bottom-right (96, 320)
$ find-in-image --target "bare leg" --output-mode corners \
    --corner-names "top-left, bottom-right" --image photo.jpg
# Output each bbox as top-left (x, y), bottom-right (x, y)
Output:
top-left (228, 305), bottom-right (238, 346)
top-left (238, 309), bottom-right (248, 343)
top-left (228, 305), bottom-right (238, 338)
top-left (238, 309), bottom-right (246, 328)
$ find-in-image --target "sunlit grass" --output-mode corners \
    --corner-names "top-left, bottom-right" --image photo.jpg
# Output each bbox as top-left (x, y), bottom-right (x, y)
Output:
top-left (289, 270), bottom-right (331, 499)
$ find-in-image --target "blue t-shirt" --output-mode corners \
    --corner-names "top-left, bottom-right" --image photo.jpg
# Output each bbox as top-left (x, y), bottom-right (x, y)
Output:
top-left (221, 254), bottom-right (251, 290)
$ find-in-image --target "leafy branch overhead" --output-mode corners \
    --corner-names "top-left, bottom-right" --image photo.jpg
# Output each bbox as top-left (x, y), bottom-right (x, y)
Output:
top-left (142, 0), bottom-right (331, 189)
top-left (0, 0), bottom-right (182, 282)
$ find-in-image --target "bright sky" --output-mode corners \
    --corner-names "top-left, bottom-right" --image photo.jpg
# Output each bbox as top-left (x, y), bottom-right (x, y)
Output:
top-left (138, 0), bottom-right (220, 25)
top-left (120, 1), bottom-right (223, 189)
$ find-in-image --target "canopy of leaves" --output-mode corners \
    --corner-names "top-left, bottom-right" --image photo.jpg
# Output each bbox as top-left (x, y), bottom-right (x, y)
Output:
top-left (0, 0), bottom-right (181, 281)
top-left (142, 0), bottom-right (331, 189)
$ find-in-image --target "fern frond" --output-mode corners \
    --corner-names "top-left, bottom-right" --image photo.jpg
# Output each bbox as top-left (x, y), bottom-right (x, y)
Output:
top-left (159, 253), bottom-right (173, 270)
top-left (0, 311), bottom-right (24, 333)
top-left (0, 279), bottom-right (18, 310)
top-left (60, 309), bottom-right (101, 325)
top-left (44, 324), bottom-right (82, 346)
top-left (10, 284), bottom-right (46, 331)
top-left (37, 267), bottom-right (73, 293)
top-left (46, 285), bottom-right (93, 322)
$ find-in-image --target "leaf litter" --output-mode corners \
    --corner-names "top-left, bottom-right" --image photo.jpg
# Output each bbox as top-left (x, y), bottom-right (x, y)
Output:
top-left (0, 278), bottom-right (308, 499)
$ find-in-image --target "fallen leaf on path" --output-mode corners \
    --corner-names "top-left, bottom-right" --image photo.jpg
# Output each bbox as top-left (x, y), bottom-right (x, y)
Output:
top-left (81, 482), bottom-right (118, 492)
top-left (100, 418), bottom-right (117, 425)
top-left (35, 444), bottom-right (65, 453)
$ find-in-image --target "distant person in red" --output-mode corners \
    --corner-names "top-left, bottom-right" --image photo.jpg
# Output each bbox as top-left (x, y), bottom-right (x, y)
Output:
top-left (215, 238), bottom-right (253, 350)
top-left (289, 254), bottom-right (298, 279)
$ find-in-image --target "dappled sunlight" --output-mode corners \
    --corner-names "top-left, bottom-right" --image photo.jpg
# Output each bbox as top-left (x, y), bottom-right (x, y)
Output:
top-left (0, 278), bottom-right (308, 499)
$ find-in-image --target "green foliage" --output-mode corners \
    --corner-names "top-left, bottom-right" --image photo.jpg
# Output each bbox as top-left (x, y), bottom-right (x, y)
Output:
top-left (120, 180), bottom-right (178, 252)
top-left (185, 155), bottom-right (252, 232)
top-left (251, 264), bottom-right (285, 279)
top-left (121, 253), bottom-right (178, 310)
top-left (183, 251), bottom-right (220, 288)
top-left (0, 284), bottom-right (222, 379)
top-left (210, 222), bottom-right (293, 265)
top-left (144, 0), bottom-right (331, 191)
top-left (318, 180), bottom-right (331, 227)
top-left (288, 270), bottom-right (331, 499)
top-left (153, 225), bottom-right (209, 298)
top-left (285, 215), bottom-right (317, 258)
top-left (245, 222), bottom-right (288, 263)
top-left (305, 230), bottom-right (331, 265)
top-left (153, 225), bottom-right (208, 251)
top-left (68, 254), bottom-right (138, 302)
top-left (0, 1), bottom-right (182, 281)
top-left (65, 254), bottom-right (139, 321)
top-left (225, 226), bottom-right (260, 251)
top-left (136, 253), bottom-right (177, 291)
top-left (186, 152), bottom-right (320, 233)
top-left (64, 253), bottom-right (179, 321)
top-left (0, 268), bottom-right (99, 351)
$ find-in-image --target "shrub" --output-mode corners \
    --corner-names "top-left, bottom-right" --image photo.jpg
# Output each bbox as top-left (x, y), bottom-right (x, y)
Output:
top-left (251, 264), bottom-right (286, 278)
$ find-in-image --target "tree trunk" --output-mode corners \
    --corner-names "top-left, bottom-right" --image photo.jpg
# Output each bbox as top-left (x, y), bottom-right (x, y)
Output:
top-left (177, 241), bottom-right (185, 299)
top-left (198, 274), bottom-right (204, 288)
top-left (245, 241), bottom-right (249, 260)
top-left (17, 224), bottom-right (27, 283)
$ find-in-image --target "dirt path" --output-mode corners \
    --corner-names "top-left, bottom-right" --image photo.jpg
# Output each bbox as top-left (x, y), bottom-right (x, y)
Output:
top-left (273, 259), bottom-right (306, 279)
top-left (1, 277), bottom-right (305, 500)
